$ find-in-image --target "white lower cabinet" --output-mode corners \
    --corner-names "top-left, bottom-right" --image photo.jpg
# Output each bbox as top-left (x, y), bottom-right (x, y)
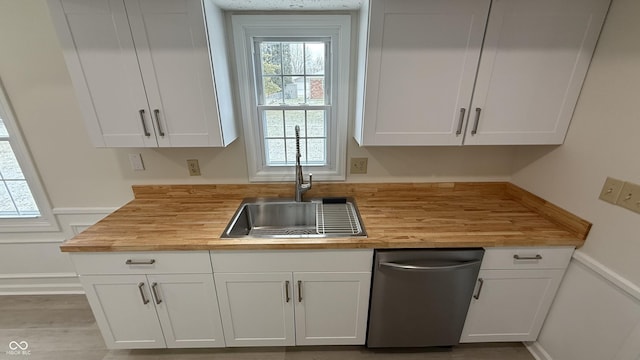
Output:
top-left (72, 251), bottom-right (225, 349)
top-left (82, 273), bottom-right (225, 349)
top-left (214, 272), bottom-right (295, 347)
top-left (81, 275), bottom-right (167, 349)
top-left (460, 247), bottom-right (573, 343)
top-left (211, 250), bottom-right (373, 347)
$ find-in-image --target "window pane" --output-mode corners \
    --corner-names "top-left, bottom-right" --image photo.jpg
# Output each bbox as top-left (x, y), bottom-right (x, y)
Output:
top-left (6, 181), bottom-right (40, 216)
top-left (265, 139), bottom-right (286, 165)
top-left (0, 118), bottom-right (8, 138)
top-left (307, 110), bottom-right (326, 137)
top-left (305, 43), bottom-right (325, 75)
top-left (282, 42), bottom-right (304, 75)
top-left (282, 76), bottom-right (302, 105)
top-left (0, 141), bottom-right (24, 180)
top-left (307, 139), bottom-right (326, 164)
top-left (306, 77), bottom-right (326, 105)
top-left (260, 42), bottom-right (282, 75)
top-left (286, 138), bottom-right (306, 165)
top-left (264, 110), bottom-right (284, 137)
top-left (284, 110), bottom-right (306, 138)
top-left (263, 76), bottom-right (283, 105)
top-left (0, 184), bottom-right (17, 216)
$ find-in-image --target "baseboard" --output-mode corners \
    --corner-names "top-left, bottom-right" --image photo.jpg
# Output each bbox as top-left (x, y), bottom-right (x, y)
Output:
top-left (525, 341), bottom-right (552, 360)
top-left (0, 272), bottom-right (83, 295)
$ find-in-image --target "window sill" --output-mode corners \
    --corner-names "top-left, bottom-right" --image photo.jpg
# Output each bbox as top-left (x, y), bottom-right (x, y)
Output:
top-left (249, 167), bottom-right (346, 183)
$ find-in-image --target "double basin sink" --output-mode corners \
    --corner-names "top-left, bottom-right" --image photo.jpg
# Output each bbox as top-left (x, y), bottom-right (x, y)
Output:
top-left (222, 198), bottom-right (367, 239)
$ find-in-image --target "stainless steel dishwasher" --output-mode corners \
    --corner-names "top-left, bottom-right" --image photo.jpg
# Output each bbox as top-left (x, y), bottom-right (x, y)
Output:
top-left (367, 249), bottom-right (484, 348)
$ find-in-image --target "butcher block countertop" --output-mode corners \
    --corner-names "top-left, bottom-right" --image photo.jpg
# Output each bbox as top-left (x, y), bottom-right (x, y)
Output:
top-left (59, 182), bottom-right (591, 252)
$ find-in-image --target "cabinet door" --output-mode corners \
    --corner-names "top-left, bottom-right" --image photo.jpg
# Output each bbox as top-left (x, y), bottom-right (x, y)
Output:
top-left (464, 0), bottom-right (610, 145)
top-left (147, 274), bottom-right (225, 348)
top-left (80, 275), bottom-right (166, 349)
top-left (214, 273), bottom-right (295, 347)
top-left (48, 0), bottom-right (157, 147)
top-left (125, 0), bottom-right (225, 147)
top-left (293, 272), bottom-right (371, 345)
top-left (460, 269), bottom-right (565, 343)
top-left (361, 0), bottom-right (490, 145)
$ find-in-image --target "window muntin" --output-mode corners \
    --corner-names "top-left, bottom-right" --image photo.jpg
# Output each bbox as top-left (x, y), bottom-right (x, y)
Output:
top-left (254, 39), bottom-right (330, 167)
top-left (0, 118), bottom-right (40, 218)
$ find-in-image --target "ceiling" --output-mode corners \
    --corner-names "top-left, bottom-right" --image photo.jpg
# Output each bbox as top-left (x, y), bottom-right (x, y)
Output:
top-left (210, 0), bottom-right (365, 10)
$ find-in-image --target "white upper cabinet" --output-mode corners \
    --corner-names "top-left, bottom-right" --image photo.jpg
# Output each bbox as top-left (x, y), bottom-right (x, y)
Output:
top-left (357, 0), bottom-right (490, 146)
top-left (355, 0), bottom-right (610, 146)
top-left (48, 0), bottom-right (237, 147)
top-left (465, 0), bottom-right (610, 145)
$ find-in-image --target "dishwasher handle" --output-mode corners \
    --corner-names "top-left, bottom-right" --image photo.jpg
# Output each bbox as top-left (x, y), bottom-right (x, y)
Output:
top-left (379, 260), bottom-right (481, 271)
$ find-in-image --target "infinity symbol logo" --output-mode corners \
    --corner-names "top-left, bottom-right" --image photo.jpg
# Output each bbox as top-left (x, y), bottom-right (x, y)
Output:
top-left (8, 341), bottom-right (28, 350)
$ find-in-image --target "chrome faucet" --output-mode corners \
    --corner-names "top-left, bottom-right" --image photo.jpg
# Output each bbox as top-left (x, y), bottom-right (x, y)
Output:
top-left (294, 125), bottom-right (312, 202)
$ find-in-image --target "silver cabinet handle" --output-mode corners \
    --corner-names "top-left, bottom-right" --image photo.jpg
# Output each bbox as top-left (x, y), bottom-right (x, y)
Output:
top-left (380, 260), bottom-right (481, 271)
top-left (473, 278), bottom-right (484, 300)
top-left (151, 282), bottom-right (162, 304)
top-left (471, 108), bottom-right (481, 135)
top-left (126, 259), bottom-right (156, 265)
top-left (513, 254), bottom-right (543, 260)
top-left (297, 280), bottom-right (303, 302)
top-left (285, 280), bottom-right (290, 303)
top-left (138, 282), bottom-right (150, 305)
top-left (456, 108), bottom-right (466, 135)
top-left (139, 109), bottom-right (151, 137)
top-left (153, 109), bottom-right (165, 137)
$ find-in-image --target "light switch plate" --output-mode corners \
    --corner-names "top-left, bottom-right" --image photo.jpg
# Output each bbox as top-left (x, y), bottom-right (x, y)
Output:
top-left (616, 181), bottom-right (640, 214)
top-left (128, 153), bottom-right (145, 171)
top-left (599, 177), bottom-right (624, 204)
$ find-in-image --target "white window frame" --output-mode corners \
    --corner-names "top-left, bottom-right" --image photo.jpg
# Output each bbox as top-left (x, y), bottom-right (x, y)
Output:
top-left (232, 15), bottom-right (351, 182)
top-left (0, 80), bottom-right (58, 232)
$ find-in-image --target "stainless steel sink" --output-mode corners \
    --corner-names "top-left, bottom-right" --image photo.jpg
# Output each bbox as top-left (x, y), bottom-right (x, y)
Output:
top-left (222, 198), bottom-right (367, 238)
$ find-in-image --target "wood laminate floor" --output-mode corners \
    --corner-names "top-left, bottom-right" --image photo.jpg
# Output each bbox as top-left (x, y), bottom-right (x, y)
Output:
top-left (0, 295), bottom-right (534, 360)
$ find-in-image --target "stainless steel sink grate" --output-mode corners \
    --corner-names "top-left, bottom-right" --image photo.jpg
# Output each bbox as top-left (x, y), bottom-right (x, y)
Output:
top-left (249, 227), bottom-right (317, 237)
top-left (316, 203), bottom-right (362, 235)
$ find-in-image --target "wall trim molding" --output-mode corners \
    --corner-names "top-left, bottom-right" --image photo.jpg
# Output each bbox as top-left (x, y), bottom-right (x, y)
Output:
top-left (0, 239), bottom-right (64, 244)
top-left (53, 207), bottom-right (118, 215)
top-left (524, 341), bottom-right (552, 360)
top-left (0, 272), bottom-right (82, 295)
top-left (0, 272), bottom-right (78, 279)
top-left (572, 250), bottom-right (640, 301)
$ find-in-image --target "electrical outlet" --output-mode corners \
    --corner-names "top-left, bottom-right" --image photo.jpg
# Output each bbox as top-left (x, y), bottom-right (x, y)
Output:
top-left (350, 158), bottom-right (368, 174)
top-left (187, 159), bottom-right (201, 176)
top-left (616, 181), bottom-right (640, 214)
top-left (598, 177), bottom-right (624, 204)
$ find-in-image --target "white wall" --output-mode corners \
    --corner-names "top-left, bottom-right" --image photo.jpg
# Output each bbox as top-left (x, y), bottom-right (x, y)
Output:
top-left (511, 0), bottom-right (640, 358)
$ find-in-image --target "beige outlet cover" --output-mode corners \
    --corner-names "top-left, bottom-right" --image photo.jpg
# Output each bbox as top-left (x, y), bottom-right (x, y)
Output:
top-left (599, 177), bottom-right (624, 204)
top-left (616, 181), bottom-right (640, 214)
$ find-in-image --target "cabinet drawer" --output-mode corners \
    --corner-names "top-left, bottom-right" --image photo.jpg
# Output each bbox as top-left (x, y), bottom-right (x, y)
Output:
top-left (71, 251), bottom-right (212, 275)
top-left (481, 247), bottom-right (574, 270)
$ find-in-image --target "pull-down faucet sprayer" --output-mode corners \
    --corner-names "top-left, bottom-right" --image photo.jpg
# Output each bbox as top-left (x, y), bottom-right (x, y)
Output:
top-left (294, 125), bottom-right (312, 202)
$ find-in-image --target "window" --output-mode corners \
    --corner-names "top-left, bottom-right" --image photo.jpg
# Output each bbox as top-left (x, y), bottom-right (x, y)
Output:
top-left (0, 80), bottom-right (57, 231)
top-left (232, 15), bottom-right (351, 181)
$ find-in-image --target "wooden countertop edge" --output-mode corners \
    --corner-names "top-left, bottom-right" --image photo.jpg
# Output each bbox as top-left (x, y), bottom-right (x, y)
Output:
top-left (59, 182), bottom-right (591, 252)
top-left (505, 183), bottom-right (591, 240)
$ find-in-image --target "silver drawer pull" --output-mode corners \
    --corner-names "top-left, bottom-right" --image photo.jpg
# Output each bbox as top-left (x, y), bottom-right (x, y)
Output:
top-left (126, 259), bottom-right (156, 265)
top-left (473, 278), bottom-right (484, 300)
top-left (513, 254), bottom-right (542, 260)
top-left (456, 108), bottom-right (466, 135)
top-left (285, 281), bottom-right (290, 303)
top-left (151, 282), bottom-right (162, 304)
top-left (138, 282), bottom-right (150, 305)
